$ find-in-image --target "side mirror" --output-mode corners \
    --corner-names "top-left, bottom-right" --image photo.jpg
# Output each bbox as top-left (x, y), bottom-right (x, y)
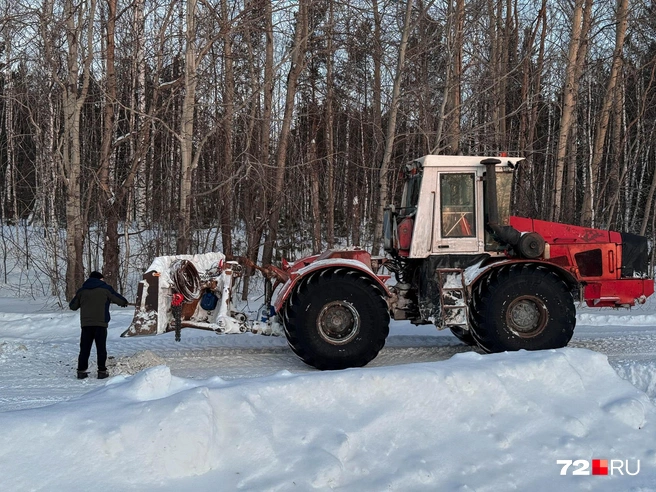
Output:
top-left (383, 207), bottom-right (397, 253)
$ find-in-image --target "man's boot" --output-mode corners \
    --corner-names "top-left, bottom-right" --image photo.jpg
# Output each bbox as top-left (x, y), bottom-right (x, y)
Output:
top-left (77, 370), bottom-right (88, 380)
top-left (98, 370), bottom-right (109, 379)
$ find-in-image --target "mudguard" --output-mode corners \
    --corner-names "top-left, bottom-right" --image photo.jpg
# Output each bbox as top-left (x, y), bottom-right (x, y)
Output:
top-left (464, 258), bottom-right (578, 293)
top-left (272, 250), bottom-right (391, 313)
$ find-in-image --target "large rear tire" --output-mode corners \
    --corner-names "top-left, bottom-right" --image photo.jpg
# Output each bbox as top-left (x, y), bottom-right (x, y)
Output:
top-left (282, 269), bottom-right (390, 370)
top-left (470, 264), bottom-right (576, 353)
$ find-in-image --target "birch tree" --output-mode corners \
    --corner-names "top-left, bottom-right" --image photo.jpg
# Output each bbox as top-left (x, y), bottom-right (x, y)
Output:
top-left (262, 0), bottom-right (309, 266)
top-left (176, 0), bottom-right (224, 253)
top-left (325, 0), bottom-right (336, 249)
top-left (581, 0), bottom-right (629, 227)
top-left (218, 0), bottom-right (234, 257)
top-left (372, 0), bottom-right (414, 255)
top-left (55, 0), bottom-right (97, 299)
top-left (551, 0), bottom-right (592, 223)
top-left (98, 0), bottom-right (119, 286)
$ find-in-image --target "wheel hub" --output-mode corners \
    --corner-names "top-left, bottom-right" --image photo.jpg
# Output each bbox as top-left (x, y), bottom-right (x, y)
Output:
top-left (506, 295), bottom-right (548, 338)
top-left (317, 301), bottom-right (360, 345)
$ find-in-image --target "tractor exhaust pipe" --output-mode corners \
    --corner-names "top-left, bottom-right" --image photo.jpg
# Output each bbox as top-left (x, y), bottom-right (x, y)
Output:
top-left (482, 158), bottom-right (502, 228)
top-left (482, 158), bottom-right (520, 244)
top-left (482, 157), bottom-right (544, 259)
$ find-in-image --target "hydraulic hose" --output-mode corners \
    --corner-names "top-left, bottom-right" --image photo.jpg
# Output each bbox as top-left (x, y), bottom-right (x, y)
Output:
top-left (171, 259), bottom-right (201, 301)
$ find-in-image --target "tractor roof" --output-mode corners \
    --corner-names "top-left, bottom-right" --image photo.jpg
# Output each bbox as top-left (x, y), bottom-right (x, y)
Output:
top-left (413, 155), bottom-right (525, 169)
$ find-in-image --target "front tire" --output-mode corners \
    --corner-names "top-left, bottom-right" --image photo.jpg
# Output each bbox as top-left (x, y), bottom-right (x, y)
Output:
top-left (471, 264), bottom-right (576, 353)
top-left (450, 327), bottom-right (476, 346)
top-left (283, 269), bottom-right (390, 370)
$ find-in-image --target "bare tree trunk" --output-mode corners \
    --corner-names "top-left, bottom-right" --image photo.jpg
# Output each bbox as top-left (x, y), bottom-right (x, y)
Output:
top-left (372, 0), bottom-right (384, 169)
top-left (499, 0), bottom-right (513, 149)
top-left (325, 0), bottom-right (336, 249)
top-left (447, 0), bottom-right (464, 154)
top-left (133, 0), bottom-right (147, 228)
top-left (33, 3), bottom-right (63, 296)
top-left (176, 0), bottom-right (199, 254)
top-left (605, 80), bottom-right (624, 228)
top-left (61, 0), bottom-right (96, 299)
top-left (489, 0), bottom-right (502, 149)
top-left (562, 125), bottom-right (578, 224)
top-left (353, 197), bottom-right (361, 247)
top-left (516, 0), bottom-right (546, 215)
top-left (581, 0), bottom-right (628, 227)
top-left (371, 0), bottom-right (414, 255)
top-left (309, 135), bottom-right (321, 253)
top-left (551, 0), bottom-right (589, 222)
top-left (560, 0), bottom-right (592, 224)
top-left (641, 164), bottom-right (656, 236)
top-left (261, 0), bottom-right (309, 266)
top-left (100, 0), bottom-right (119, 287)
top-left (528, 3), bottom-right (547, 158)
top-left (172, 0), bottom-right (224, 255)
top-left (103, 0), bottom-right (173, 289)
top-left (242, 0), bottom-right (273, 299)
top-left (368, 0), bottom-right (384, 244)
top-left (3, 33), bottom-right (17, 224)
top-left (219, 0), bottom-right (234, 257)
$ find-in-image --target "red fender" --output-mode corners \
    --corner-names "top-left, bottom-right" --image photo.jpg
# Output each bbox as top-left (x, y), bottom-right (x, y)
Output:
top-left (465, 258), bottom-right (579, 294)
top-left (272, 251), bottom-right (391, 313)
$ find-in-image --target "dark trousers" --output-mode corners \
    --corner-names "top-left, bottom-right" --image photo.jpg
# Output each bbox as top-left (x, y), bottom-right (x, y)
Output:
top-left (77, 326), bottom-right (108, 372)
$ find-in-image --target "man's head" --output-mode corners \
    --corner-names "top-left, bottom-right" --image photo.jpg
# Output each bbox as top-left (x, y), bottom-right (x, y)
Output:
top-left (89, 271), bottom-right (104, 280)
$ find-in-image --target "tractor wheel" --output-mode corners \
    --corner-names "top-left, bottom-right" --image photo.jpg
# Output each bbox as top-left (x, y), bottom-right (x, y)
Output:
top-left (449, 327), bottom-right (476, 346)
top-left (282, 269), bottom-right (390, 370)
top-left (470, 264), bottom-right (576, 353)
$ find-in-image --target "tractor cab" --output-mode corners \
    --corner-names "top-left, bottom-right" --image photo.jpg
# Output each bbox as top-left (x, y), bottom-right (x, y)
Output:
top-left (385, 155), bottom-right (524, 258)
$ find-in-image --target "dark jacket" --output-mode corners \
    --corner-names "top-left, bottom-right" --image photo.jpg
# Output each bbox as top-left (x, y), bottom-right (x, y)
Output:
top-left (69, 278), bottom-right (129, 328)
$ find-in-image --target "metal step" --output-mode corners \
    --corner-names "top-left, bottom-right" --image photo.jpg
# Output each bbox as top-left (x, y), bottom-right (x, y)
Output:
top-left (436, 268), bottom-right (469, 329)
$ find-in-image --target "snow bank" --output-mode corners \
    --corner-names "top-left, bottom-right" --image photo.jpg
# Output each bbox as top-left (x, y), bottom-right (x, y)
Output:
top-left (578, 311), bottom-right (656, 326)
top-left (613, 359), bottom-right (656, 402)
top-left (1, 348), bottom-right (655, 491)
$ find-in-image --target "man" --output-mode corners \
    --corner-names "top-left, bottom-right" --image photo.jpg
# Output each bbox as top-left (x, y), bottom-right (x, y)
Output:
top-left (69, 271), bottom-right (129, 379)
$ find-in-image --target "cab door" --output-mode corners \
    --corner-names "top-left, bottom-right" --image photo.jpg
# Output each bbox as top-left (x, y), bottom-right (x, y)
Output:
top-left (432, 172), bottom-right (480, 253)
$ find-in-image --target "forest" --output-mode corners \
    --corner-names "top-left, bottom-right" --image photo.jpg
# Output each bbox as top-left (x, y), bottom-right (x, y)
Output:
top-left (1, 0), bottom-right (655, 300)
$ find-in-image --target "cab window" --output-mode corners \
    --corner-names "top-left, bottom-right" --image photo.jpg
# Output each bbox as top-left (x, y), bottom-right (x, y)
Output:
top-left (401, 174), bottom-right (422, 216)
top-left (441, 173), bottom-right (475, 238)
top-left (484, 171), bottom-right (513, 250)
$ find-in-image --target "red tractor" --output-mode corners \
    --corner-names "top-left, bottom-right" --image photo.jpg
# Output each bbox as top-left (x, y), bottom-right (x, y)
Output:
top-left (124, 156), bottom-right (654, 370)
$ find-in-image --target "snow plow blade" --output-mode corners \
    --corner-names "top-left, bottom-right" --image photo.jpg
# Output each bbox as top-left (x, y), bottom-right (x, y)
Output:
top-left (121, 252), bottom-right (281, 340)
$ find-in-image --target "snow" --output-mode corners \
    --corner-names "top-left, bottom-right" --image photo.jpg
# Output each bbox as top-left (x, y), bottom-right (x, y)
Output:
top-left (2, 297), bottom-right (656, 490)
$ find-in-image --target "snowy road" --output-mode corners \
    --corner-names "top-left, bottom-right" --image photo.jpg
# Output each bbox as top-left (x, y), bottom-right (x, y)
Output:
top-left (123, 302), bottom-right (656, 378)
top-left (2, 299), bottom-right (656, 412)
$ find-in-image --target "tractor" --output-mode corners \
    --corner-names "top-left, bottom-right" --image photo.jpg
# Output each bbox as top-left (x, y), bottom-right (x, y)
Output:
top-left (123, 155), bottom-right (654, 370)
